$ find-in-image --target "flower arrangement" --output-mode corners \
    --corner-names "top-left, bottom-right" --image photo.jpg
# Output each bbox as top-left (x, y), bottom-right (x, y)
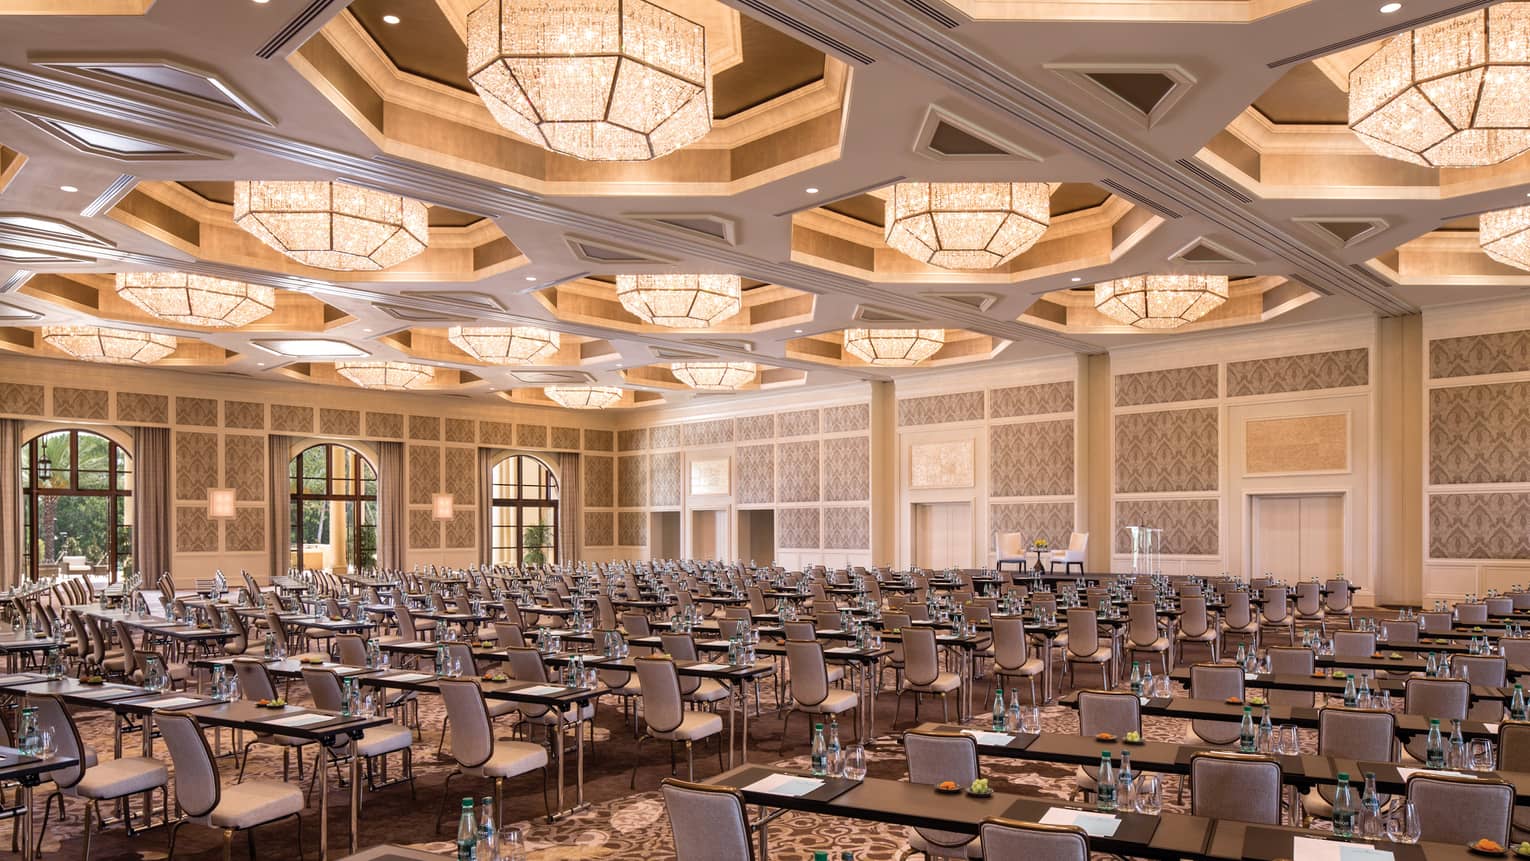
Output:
top-left (1032, 538), bottom-right (1049, 550)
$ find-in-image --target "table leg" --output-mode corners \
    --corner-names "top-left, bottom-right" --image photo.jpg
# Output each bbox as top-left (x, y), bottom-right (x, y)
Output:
top-left (350, 744), bottom-right (361, 855)
top-left (548, 709), bottom-right (566, 822)
top-left (727, 682), bottom-right (737, 769)
top-left (741, 682), bottom-right (751, 763)
top-left (574, 715), bottom-right (584, 808)
top-left (319, 744), bottom-right (329, 861)
top-left (1043, 633), bottom-right (1056, 704)
top-left (19, 782), bottom-right (32, 861)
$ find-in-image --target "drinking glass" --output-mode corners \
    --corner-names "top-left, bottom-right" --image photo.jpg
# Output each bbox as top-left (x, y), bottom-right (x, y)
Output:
top-left (1469, 738), bottom-right (1496, 773)
top-left (843, 744), bottom-right (867, 781)
top-left (1133, 774), bottom-right (1162, 815)
top-left (1279, 725), bottom-right (1301, 756)
top-left (1385, 803), bottom-right (1421, 844)
top-left (499, 826), bottom-right (527, 861)
top-left (39, 727), bottom-right (55, 760)
top-left (1020, 706), bottom-right (1041, 735)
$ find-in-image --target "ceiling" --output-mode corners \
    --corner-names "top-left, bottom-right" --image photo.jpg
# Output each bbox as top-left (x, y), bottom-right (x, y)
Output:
top-left (0, 0), bottom-right (1522, 408)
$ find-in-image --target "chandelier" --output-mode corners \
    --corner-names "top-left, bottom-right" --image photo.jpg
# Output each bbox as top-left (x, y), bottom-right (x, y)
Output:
top-left (115, 272), bottom-right (275, 328)
top-left (615, 274), bottom-right (741, 327)
top-left (1349, 4), bottom-right (1530, 167)
top-left (42, 325), bottom-right (176, 364)
top-left (1093, 274), bottom-right (1229, 330)
top-left (671, 361), bottom-right (755, 391)
top-left (884, 182), bottom-right (1051, 270)
top-left (335, 361), bottom-right (435, 390)
top-left (544, 385), bottom-right (624, 409)
top-left (232, 180), bottom-right (429, 271)
top-left (842, 328), bottom-right (945, 366)
top-left (448, 326), bottom-right (560, 364)
top-left (1479, 204), bottom-right (1530, 270)
top-left (465, 0), bottom-right (712, 162)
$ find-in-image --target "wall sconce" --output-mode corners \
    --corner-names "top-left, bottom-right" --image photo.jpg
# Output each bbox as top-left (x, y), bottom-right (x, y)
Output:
top-left (432, 493), bottom-right (455, 521)
top-left (208, 488), bottom-right (237, 519)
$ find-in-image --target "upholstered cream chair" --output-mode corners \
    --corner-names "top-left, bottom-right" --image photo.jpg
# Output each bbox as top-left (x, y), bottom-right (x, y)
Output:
top-left (632, 656), bottom-right (723, 787)
top-left (894, 627), bottom-right (961, 724)
top-left (1407, 773), bottom-right (1514, 846)
top-left (1301, 707), bottom-right (1395, 822)
top-left (782, 640), bottom-right (858, 749)
top-left (1048, 533), bottom-right (1088, 575)
top-left (661, 779), bottom-right (756, 861)
top-left (435, 678), bottom-right (549, 831)
top-left (299, 667), bottom-right (414, 803)
top-left (231, 659), bottom-right (312, 783)
top-left (995, 532), bottom-right (1026, 573)
top-left (980, 817), bottom-right (1088, 861)
top-left (904, 731), bottom-right (983, 859)
top-left (990, 616), bottom-right (1043, 705)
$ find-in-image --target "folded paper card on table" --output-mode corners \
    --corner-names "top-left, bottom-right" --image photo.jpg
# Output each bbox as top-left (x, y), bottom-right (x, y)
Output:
top-left (266, 712), bottom-right (334, 728)
top-left (0, 675), bottom-right (39, 686)
top-left (511, 685), bottom-right (564, 697)
top-left (743, 773), bottom-right (824, 797)
top-left (385, 672), bottom-right (432, 683)
top-left (1038, 808), bottom-right (1120, 837)
top-left (688, 663), bottom-right (729, 672)
top-left (139, 696), bottom-right (201, 709)
top-left (700, 640), bottom-right (730, 648)
top-left (825, 647), bottom-right (860, 654)
top-left (332, 667), bottom-right (370, 676)
top-left (71, 686), bottom-right (139, 700)
top-left (1395, 767), bottom-right (1480, 781)
top-left (1292, 836), bottom-right (1394, 861)
top-left (391, 642), bottom-right (431, 649)
top-left (961, 730), bottom-right (1015, 746)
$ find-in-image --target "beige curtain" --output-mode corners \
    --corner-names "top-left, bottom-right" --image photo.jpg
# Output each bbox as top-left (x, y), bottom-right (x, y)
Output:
top-left (376, 441), bottom-right (405, 571)
top-left (132, 426), bottom-right (171, 586)
top-left (266, 435), bottom-right (295, 581)
top-left (0, 420), bottom-right (21, 587)
top-left (556, 452), bottom-right (580, 564)
top-left (478, 447), bottom-right (494, 565)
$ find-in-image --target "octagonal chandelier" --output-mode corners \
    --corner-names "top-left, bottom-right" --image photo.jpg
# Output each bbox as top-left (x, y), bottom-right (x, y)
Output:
top-left (1349, 3), bottom-right (1530, 167)
top-left (466, 0), bottom-right (712, 161)
top-left (448, 326), bottom-right (560, 364)
top-left (115, 272), bottom-right (275, 328)
top-left (233, 180), bottom-right (429, 271)
top-left (616, 274), bottom-right (741, 327)
top-left (842, 329), bottom-right (945, 366)
top-left (671, 361), bottom-right (755, 391)
top-left (884, 182), bottom-right (1050, 270)
top-left (544, 385), bottom-right (624, 409)
top-left (335, 361), bottom-right (435, 390)
top-left (1093, 274), bottom-right (1229, 330)
top-left (42, 325), bottom-right (176, 364)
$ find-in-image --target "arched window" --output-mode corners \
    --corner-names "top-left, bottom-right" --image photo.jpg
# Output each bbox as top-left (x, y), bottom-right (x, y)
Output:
top-left (21, 429), bottom-right (133, 581)
top-left (289, 443), bottom-right (377, 574)
top-left (491, 455), bottom-right (558, 566)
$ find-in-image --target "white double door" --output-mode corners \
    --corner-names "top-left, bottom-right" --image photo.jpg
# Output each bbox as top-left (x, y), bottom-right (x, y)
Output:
top-left (1251, 494), bottom-right (1344, 581)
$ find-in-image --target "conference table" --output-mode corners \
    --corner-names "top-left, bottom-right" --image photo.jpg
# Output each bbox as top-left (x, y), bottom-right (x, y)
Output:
top-left (0, 747), bottom-right (78, 861)
top-left (1168, 668), bottom-right (1515, 704)
top-left (1055, 692), bottom-right (1504, 740)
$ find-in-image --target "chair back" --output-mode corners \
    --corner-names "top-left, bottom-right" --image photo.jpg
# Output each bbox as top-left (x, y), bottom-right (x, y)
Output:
top-left (904, 730), bottom-right (981, 852)
top-left (264, 612), bottom-right (290, 653)
top-left (1266, 646), bottom-right (1315, 707)
top-left (113, 620), bottom-right (140, 678)
top-left (660, 633), bottom-right (702, 695)
top-left (1065, 607), bottom-right (1100, 658)
top-left (636, 656), bottom-right (685, 734)
top-left (1502, 637), bottom-right (1530, 666)
top-left (901, 627), bottom-right (941, 687)
top-left (1190, 663), bottom-right (1245, 744)
top-left (1317, 707), bottom-right (1396, 761)
top-left (396, 604), bottom-right (419, 640)
top-left (1514, 592), bottom-right (1530, 612)
top-left (661, 779), bottom-right (755, 861)
top-left (621, 612), bottom-right (652, 638)
top-left (1190, 752), bottom-right (1282, 824)
top-left (1076, 690), bottom-right (1141, 737)
top-left (1127, 601), bottom-right (1159, 646)
top-left (155, 711), bottom-right (221, 817)
top-left (300, 667), bottom-right (345, 711)
top-left (782, 620), bottom-right (816, 641)
top-left (492, 622), bottom-right (526, 648)
top-left (29, 695), bottom-right (84, 789)
top-left (1498, 720), bottom-right (1530, 774)
top-left (1453, 654), bottom-right (1507, 686)
top-left (1457, 603), bottom-right (1489, 624)
top-left (1487, 598), bottom-right (1514, 617)
top-left (1224, 591), bottom-right (1252, 628)
top-left (438, 678), bottom-right (494, 768)
top-left (996, 532), bottom-right (1024, 558)
top-left (1294, 581), bottom-right (1322, 615)
top-left (1259, 586), bottom-right (1289, 624)
top-left (991, 616), bottom-right (1030, 671)
top-left (503, 646), bottom-right (549, 684)
top-left (1068, 532), bottom-right (1088, 553)
top-left (1419, 612), bottom-right (1453, 633)
top-left (335, 634), bottom-right (367, 666)
top-left (1404, 677), bottom-right (1470, 722)
top-left (233, 658), bottom-right (278, 701)
top-left (1178, 595), bottom-right (1209, 637)
top-left (1381, 619), bottom-right (1419, 644)
top-left (1331, 630), bottom-right (1375, 658)
top-left (1407, 774), bottom-right (1513, 846)
top-left (979, 817), bottom-right (1089, 861)
top-left (785, 639), bottom-right (831, 708)
top-left (1323, 579), bottom-right (1352, 612)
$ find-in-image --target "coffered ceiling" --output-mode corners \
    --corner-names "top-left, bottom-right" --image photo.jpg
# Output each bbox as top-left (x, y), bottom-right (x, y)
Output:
top-left (0, 0), bottom-right (1521, 408)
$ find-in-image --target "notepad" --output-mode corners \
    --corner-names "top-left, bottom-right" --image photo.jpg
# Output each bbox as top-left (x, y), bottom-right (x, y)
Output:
top-left (331, 666), bottom-right (369, 676)
top-left (1395, 767), bottom-right (1480, 781)
top-left (688, 663), bottom-right (728, 672)
top-left (512, 685), bottom-right (564, 697)
top-left (825, 647), bottom-right (860, 654)
top-left (1292, 836), bottom-right (1395, 861)
top-left (266, 712), bottom-right (333, 728)
top-left (389, 642), bottom-right (430, 649)
top-left (699, 640), bottom-right (730, 648)
top-left (1245, 673), bottom-right (1259, 681)
top-left (138, 696), bottom-right (201, 709)
top-left (743, 773), bottom-right (823, 797)
top-left (71, 686), bottom-right (139, 700)
top-left (1038, 808), bottom-right (1120, 837)
top-left (0, 674), bottom-right (39, 686)
top-left (385, 672), bottom-right (432, 683)
top-left (960, 729), bottom-right (1015, 746)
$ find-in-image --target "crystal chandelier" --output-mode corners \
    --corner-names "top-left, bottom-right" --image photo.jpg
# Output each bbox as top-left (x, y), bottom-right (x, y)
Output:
top-left (465, 0), bottom-right (712, 162)
top-left (671, 361), bottom-right (755, 391)
top-left (115, 272), bottom-right (275, 328)
top-left (544, 385), bottom-right (624, 409)
top-left (233, 180), bottom-right (429, 271)
top-left (842, 328), bottom-right (945, 366)
top-left (1478, 204), bottom-right (1530, 270)
top-left (884, 182), bottom-right (1051, 270)
top-left (334, 361), bottom-right (435, 390)
top-left (615, 274), bottom-right (741, 327)
top-left (447, 326), bottom-right (560, 364)
top-left (1349, 4), bottom-right (1530, 167)
top-left (42, 325), bottom-right (176, 364)
top-left (1093, 274), bottom-right (1229, 330)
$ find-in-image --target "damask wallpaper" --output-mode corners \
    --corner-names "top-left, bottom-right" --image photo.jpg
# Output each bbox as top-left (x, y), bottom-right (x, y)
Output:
top-left (408, 508), bottom-right (440, 549)
top-left (650, 452), bottom-right (682, 507)
top-left (445, 417), bottom-right (476, 444)
top-left (53, 387), bottom-right (109, 420)
top-left (443, 447), bottom-right (475, 504)
top-left (1114, 365), bottom-right (1218, 407)
top-left (175, 431), bottom-right (218, 501)
top-left (319, 408), bottom-right (360, 437)
top-left (584, 511), bottom-right (615, 547)
top-left (1430, 382), bottom-right (1530, 485)
top-left (175, 396), bottom-right (218, 427)
top-left (446, 510), bottom-right (476, 549)
top-left (1431, 329), bottom-right (1530, 379)
top-left (990, 420), bottom-right (1074, 497)
top-left (776, 440), bottom-right (821, 503)
top-left (898, 391), bottom-right (984, 426)
top-left (618, 428), bottom-right (648, 451)
top-left (823, 404), bottom-right (870, 433)
top-left (584, 455), bottom-right (615, 507)
top-left (224, 507), bottom-right (264, 553)
top-left (516, 424), bottom-right (547, 448)
top-left (737, 414), bottom-right (775, 440)
top-left (683, 419), bottom-right (734, 447)
top-left (222, 434), bottom-right (265, 502)
top-left (116, 392), bottom-right (168, 424)
top-left (651, 424), bottom-right (681, 449)
top-left (990, 381), bottom-right (1074, 418)
top-left (480, 421), bottom-right (513, 446)
top-left (223, 400), bottom-right (264, 429)
top-left (737, 444), bottom-right (774, 504)
top-left (584, 429), bottom-right (614, 451)
top-left (778, 507), bottom-right (820, 549)
top-left (366, 412), bottom-right (403, 439)
top-left (409, 415), bottom-right (441, 441)
top-left (175, 506), bottom-right (218, 553)
top-left (0, 383), bottom-right (43, 416)
top-left (778, 409), bottom-right (821, 438)
top-left (618, 455), bottom-right (647, 507)
top-left (823, 436), bottom-right (870, 502)
top-left (990, 501), bottom-right (1075, 550)
top-left (1430, 492), bottom-right (1530, 559)
top-left (1115, 408), bottom-right (1218, 493)
top-left (618, 511), bottom-right (647, 546)
top-left (1113, 498), bottom-right (1219, 556)
top-left (1226, 348), bottom-right (1368, 397)
top-left (824, 507), bottom-right (870, 549)
top-left (407, 445), bottom-right (440, 506)
top-left (550, 426), bottom-right (581, 450)
top-left (270, 404), bottom-right (313, 433)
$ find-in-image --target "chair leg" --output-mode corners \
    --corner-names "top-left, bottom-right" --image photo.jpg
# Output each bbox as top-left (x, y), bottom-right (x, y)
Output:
top-left (81, 800), bottom-right (92, 861)
top-left (629, 736), bottom-right (649, 789)
top-left (223, 828), bottom-right (234, 861)
top-left (34, 791), bottom-right (58, 856)
top-left (435, 770), bottom-right (457, 834)
top-left (686, 740), bottom-right (695, 781)
top-left (167, 819), bottom-right (186, 860)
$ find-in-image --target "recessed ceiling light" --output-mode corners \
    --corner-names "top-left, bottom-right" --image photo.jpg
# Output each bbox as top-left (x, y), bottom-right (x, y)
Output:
top-left (58, 185), bottom-right (78, 193)
top-left (252, 338), bottom-right (369, 358)
top-left (252, 0), bottom-right (269, 4)
top-left (257, 362), bottom-right (266, 366)
top-left (382, 13), bottom-right (401, 23)
top-left (524, 276), bottom-right (537, 281)
top-left (805, 187), bottom-right (820, 194)
top-left (794, 329), bottom-right (803, 334)
top-left (1071, 277), bottom-right (1082, 282)
top-left (1379, 2), bottom-right (1402, 12)
top-left (362, 328), bottom-right (373, 333)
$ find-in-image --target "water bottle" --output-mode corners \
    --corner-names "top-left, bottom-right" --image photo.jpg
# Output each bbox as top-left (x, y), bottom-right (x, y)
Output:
top-left (827, 718), bottom-right (842, 777)
top-left (1449, 719), bottom-right (1467, 768)
top-left (1513, 685), bottom-right (1527, 721)
top-left (1343, 674), bottom-right (1358, 707)
top-left (456, 798), bottom-right (477, 861)
top-left (475, 796), bottom-right (496, 860)
top-left (811, 723), bottom-right (828, 776)
top-left (1007, 689), bottom-right (1022, 732)
top-left (1425, 652), bottom-right (1438, 677)
top-left (1426, 719), bottom-right (1445, 768)
top-left (1096, 752), bottom-right (1116, 811)
top-left (1142, 665), bottom-right (1155, 698)
top-left (1258, 706), bottom-right (1274, 753)
top-left (1360, 772), bottom-right (1382, 838)
top-left (992, 687), bottom-right (1005, 733)
top-left (1235, 644), bottom-right (1247, 669)
top-left (435, 644), bottom-right (447, 676)
top-left (1116, 751), bottom-right (1135, 810)
top-left (1239, 706), bottom-right (1257, 753)
top-left (1130, 661), bottom-right (1142, 696)
top-left (1332, 772), bottom-right (1357, 838)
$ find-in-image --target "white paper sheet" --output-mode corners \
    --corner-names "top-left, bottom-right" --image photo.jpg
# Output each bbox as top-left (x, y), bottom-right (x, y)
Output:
top-left (743, 773), bottom-right (824, 797)
top-left (138, 696), bottom-right (201, 709)
top-left (1245, 673), bottom-right (1259, 681)
top-left (70, 686), bottom-right (138, 700)
top-left (1292, 836), bottom-right (1394, 861)
top-left (389, 642), bottom-right (430, 649)
top-left (1038, 808), bottom-right (1120, 837)
top-left (385, 672), bottom-right (432, 683)
top-left (825, 647), bottom-right (860, 654)
top-left (512, 684), bottom-right (564, 697)
top-left (1487, 723), bottom-right (1501, 733)
top-left (699, 640), bottom-right (730, 648)
top-left (1395, 767), bottom-right (1480, 781)
top-left (0, 674), bottom-right (39, 686)
top-left (688, 663), bottom-right (729, 672)
top-left (331, 666), bottom-right (369, 676)
top-left (265, 712), bottom-right (333, 728)
top-left (960, 729), bottom-right (1015, 746)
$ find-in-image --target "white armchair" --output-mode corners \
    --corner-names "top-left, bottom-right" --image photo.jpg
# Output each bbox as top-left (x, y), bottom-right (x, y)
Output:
top-left (1048, 532), bottom-right (1088, 575)
top-left (995, 532), bottom-right (1026, 573)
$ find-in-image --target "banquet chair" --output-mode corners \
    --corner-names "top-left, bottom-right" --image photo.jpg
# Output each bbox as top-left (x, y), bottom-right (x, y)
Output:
top-left (1190, 751), bottom-right (1284, 825)
top-left (501, 647), bottom-right (593, 740)
top-left (1257, 586), bottom-right (1295, 646)
top-left (1402, 678), bottom-right (1470, 762)
top-left (1502, 638), bottom-right (1530, 667)
top-left (895, 627), bottom-right (961, 724)
top-left (435, 678), bottom-right (549, 832)
top-left (1457, 603), bottom-right (1490, 625)
top-left (661, 779), bottom-right (756, 861)
top-left (1073, 691), bottom-right (1140, 800)
top-left (1488, 598), bottom-right (1515, 618)
top-left (632, 656), bottom-right (723, 787)
top-left (904, 730), bottom-right (983, 859)
top-left (1265, 646), bottom-right (1315, 708)
top-left (1419, 612), bottom-right (1454, 634)
top-left (299, 667), bottom-right (415, 802)
top-left (989, 616), bottom-right (1043, 706)
top-left (1292, 582), bottom-right (1326, 630)
top-left (1125, 601), bottom-right (1170, 675)
top-left (1406, 773), bottom-right (1513, 847)
top-left (1453, 654), bottom-right (1508, 721)
top-left (231, 659), bottom-right (312, 782)
top-left (1497, 721), bottom-right (1530, 838)
top-left (979, 817), bottom-right (1088, 861)
top-left (782, 640), bottom-right (858, 749)
top-left (1323, 579), bottom-right (1353, 619)
top-left (1173, 595), bottom-right (1218, 667)
top-left (1300, 707), bottom-right (1396, 823)
top-left (1219, 592), bottom-right (1259, 654)
top-left (1380, 619), bottom-right (1419, 644)
top-left (1185, 663), bottom-right (1245, 745)
top-left (1331, 630), bottom-right (1375, 658)
top-left (659, 633), bottom-right (730, 706)
top-left (1064, 607), bottom-right (1113, 690)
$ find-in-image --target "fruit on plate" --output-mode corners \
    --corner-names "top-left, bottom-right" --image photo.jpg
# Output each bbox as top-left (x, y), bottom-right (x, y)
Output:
top-left (1311, 672), bottom-right (1326, 678)
top-left (968, 778), bottom-right (991, 795)
top-left (1094, 732), bottom-right (1116, 742)
top-left (1473, 626), bottom-right (1485, 632)
top-left (328, 615), bottom-right (343, 621)
top-left (256, 698), bottom-right (287, 708)
top-left (1331, 671), bottom-right (1347, 679)
top-left (81, 675), bottom-right (103, 685)
top-left (1391, 653), bottom-right (1404, 659)
top-left (937, 780), bottom-right (959, 792)
top-left (483, 673), bottom-right (509, 682)
top-left (1124, 731), bottom-right (1143, 743)
top-left (1471, 838), bottom-right (1504, 853)
top-left (1224, 697), bottom-right (1242, 705)
top-left (1248, 696), bottom-right (1266, 706)
top-left (1371, 653), bottom-right (1383, 659)
top-left (300, 656), bottom-right (324, 664)
top-left (1516, 840), bottom-right (1530, 856)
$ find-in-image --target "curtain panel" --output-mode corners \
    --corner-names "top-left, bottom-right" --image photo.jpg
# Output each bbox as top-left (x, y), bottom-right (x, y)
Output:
top-left (131, 426), bottom-right (171, 587)
top-left (477, 447), bottom-right (494, 566)
top-left (0, 420), bottom-right (21, 588)
top-left (556, 452), bottom-right (580, 564)
top-left (266, 435), bottom-right (296, 582)
top-left (376, 441), bottom-right (405, 571)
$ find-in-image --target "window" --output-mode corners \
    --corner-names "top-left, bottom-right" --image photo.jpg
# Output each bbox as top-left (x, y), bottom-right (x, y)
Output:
top-left (22, 430), bottom-right (133, 581)
top-left (289, 444), bottom-right (377, 574)
top-left (491, 455), bottom-right (558, 566)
